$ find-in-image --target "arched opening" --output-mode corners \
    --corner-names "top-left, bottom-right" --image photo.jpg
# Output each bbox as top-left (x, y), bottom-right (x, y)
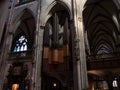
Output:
top-left (42, 2), bottom-right (73, 90)
top-left (11, 9), bottom-right (35, 52)
top-left (5, 62), bottom-right (30, 90)
top-left (4, 9), bottom-right (35, 90)
top-left (83, 0), bottom-right (120, 90)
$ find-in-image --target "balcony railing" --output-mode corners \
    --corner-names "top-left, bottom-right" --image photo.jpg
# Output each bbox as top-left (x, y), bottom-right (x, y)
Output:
top-left (87, 52), bottom-right (120, 70)
top-left (8, 50), bottom-right (34, 61)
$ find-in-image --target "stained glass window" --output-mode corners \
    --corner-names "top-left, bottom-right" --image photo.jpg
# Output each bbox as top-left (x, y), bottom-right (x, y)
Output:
top-left (14, 35), bottom-right (27, 52)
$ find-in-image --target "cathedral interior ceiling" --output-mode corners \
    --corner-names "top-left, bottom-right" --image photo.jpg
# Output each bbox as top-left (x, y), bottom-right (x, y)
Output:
top-left (83, 0), bottom-right (119, 54)
top-left (84, 0), bottom-right (120, 75)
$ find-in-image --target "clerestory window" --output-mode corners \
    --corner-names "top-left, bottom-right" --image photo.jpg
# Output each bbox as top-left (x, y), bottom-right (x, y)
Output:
top-left (13, 35), bottom-right (27, 52)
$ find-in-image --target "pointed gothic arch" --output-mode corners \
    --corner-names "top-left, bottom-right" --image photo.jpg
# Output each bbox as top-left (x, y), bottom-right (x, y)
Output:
top-left (43, 1), bottom-right (72, 63)
top-left (83, 0), bottom-right (119, 54)
top-left (42, 1), bottom-right (72, 26)
top-left (4, 8), bottom-right (35, 90)
top-left (11, 8), bottom-right (35, 51)
top-left (42, 1), bottom-right (74, 90)
top-left (83, 1), bottom-right (120, 90)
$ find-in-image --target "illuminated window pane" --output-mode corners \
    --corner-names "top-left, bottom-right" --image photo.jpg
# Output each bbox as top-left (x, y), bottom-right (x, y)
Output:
top-left (14, 35), bottom-right (28, 52)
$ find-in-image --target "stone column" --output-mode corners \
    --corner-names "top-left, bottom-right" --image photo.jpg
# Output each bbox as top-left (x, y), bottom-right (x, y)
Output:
top-left (72, 0), bottom-right (88, 90)
top-left (0, 0), bottom-right (15, 90)
top-left (33, 27), bottom-right (44, 90)
top-left (113, 0), bottom-right (120, 49)
top-left (70, 19), bottom-right (78, 90)
top-left (33, 0), bottom-right (43, 89)
top-left (0, 0), bottom-right (8, 43)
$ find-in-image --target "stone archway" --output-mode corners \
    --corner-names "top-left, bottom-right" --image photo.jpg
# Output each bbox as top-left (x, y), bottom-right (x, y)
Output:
top-left (83, 0), bottom-right (120, 90)
top-left (42, 1), bottom-right (74, 90)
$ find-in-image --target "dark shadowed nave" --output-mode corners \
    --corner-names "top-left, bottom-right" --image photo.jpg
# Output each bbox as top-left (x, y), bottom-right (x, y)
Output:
top-left (0, 0), bottom-right (120, 90)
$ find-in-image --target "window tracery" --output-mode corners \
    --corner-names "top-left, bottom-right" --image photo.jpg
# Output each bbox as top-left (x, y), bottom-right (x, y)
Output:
top-left (13, 35), bottom-right (27, 52)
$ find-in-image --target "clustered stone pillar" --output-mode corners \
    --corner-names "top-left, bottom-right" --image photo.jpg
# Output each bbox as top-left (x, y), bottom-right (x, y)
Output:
top-left (33, 0), bottom-right (44, 89)
top-left (33, 28), bottom-right (44, 90)
top-left (113, 0), bottom-right (120, 51)
top-left (72, 0), bottom-right (88, 90)
top-left (0, 0), bottom-right (15, 90)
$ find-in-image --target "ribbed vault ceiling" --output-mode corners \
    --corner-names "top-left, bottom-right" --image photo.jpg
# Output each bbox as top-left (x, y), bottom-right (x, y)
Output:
top-left (83, 0), bottom-right (119, 55)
